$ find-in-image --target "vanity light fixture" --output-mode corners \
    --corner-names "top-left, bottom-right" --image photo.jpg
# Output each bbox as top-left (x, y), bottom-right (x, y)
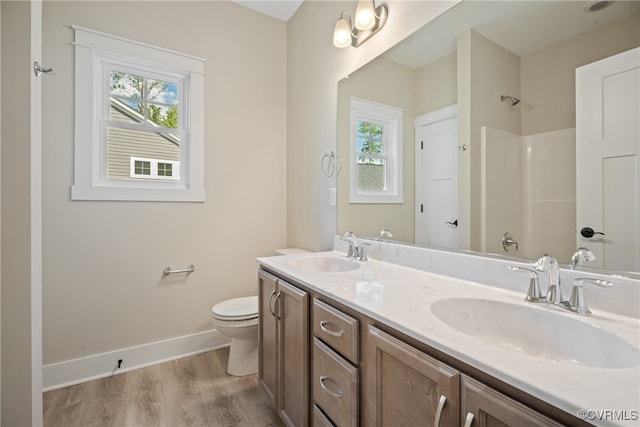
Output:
top-left (333, 0), bottom-right (388, 48)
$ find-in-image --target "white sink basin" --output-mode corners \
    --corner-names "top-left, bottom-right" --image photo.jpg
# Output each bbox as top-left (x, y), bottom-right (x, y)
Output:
top-left (431, 298), bottom-right (639, 369)
top-left (286, 256), bottom-right (360, 273)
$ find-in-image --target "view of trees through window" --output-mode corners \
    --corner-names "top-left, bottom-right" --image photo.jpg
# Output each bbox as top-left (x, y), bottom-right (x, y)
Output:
top-left (357, 120), bottom-right (385, 191)
top-left (110, 71), bottom-right (179, 129)
top-left (357, 120), bottom-right (384, 163)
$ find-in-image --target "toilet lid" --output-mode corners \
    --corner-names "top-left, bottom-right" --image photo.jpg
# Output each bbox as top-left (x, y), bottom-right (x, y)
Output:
top-left (212, 296), bottom-right (258, 320)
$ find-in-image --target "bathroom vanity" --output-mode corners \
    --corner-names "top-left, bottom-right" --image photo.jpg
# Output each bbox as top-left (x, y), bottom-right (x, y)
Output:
top-left (256, 241), bottom-right (639, 427)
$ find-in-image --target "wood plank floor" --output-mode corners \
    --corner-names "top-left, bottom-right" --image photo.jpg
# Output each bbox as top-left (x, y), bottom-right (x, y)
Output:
top-left (43, 347), bottom-right (285, 427)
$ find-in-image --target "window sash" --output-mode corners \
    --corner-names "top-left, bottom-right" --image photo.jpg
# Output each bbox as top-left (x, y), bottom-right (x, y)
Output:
top-left (104, 62), bottom-right (184, 132)
top-left (349, 97), bottom-right (403, 204)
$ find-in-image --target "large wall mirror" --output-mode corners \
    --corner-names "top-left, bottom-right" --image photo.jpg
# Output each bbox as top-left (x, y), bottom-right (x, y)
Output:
top-left (337, 0), bottom-right (640, 274)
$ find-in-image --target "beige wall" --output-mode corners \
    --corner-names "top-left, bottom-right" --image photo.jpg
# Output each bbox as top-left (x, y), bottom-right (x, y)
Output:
top-left (336, 51), bottom-right (457, 243)
top-left (521, 12), bottom-right (640, 136)
top-left (1, 2), bottom-right (34, 424)
top-left (337, 57), bottom-right (415, 242)
top-left (42, 2), bottom-right (287, 363)
top-left (286, 0), bottom-right (460, 251)
top-left (414, 51), bottom-right (457, 116)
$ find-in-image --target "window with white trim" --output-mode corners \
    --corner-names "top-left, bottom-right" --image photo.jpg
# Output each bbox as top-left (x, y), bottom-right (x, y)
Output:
top-left (72, 26), bottom-right (205, 201)
top-left (349, 97), bottom-right (403, 203)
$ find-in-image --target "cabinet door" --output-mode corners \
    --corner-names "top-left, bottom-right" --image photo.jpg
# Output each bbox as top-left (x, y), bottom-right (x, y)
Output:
top-left (258, 270), bottom-right (278, 405)
top-left (278, 280), bottom-right (310, 427)
top-left (366, 325), bottom-right (460, 427)
top-left (461, 375), bottom-right (564, 427)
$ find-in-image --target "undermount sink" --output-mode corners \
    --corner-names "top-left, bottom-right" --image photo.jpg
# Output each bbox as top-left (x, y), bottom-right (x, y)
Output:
top-left (286, 256), bottom-right (360, 273)
top-left (431, 298), bottom-right (639, 369)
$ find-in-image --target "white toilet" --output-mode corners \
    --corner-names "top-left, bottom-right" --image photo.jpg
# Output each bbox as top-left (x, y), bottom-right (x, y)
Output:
top-left (211, 296), bottom-right (259, 376)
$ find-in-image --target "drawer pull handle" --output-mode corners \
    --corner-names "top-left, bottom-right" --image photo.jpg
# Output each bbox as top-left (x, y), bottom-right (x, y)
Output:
top-left (434, 395), bottom-right (447, 426)
top-left (319, 321), bottom-right (344, 337)
top-left (268, 290), bottom-right (277, 317)
top-left (319, 376), bottom-right (344, 398)
top-left (463, 412), bottom-right (474, 427)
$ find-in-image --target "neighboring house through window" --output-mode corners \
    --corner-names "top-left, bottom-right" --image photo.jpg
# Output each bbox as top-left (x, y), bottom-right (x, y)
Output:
top-left (72, 26), bottom-right (205, 201)
top-left (349, 97), bottom-right (403, 203)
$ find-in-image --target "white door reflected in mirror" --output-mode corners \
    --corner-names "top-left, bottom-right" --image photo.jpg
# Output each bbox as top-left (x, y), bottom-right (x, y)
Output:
top-left (576, 47), bottom-right (640, 272)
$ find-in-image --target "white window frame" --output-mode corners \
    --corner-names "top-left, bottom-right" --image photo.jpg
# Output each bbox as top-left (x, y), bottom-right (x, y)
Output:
top-left (130, 157), bottom-right (180, 181)
top-left (349, 97), bottom-right (403, 203)
top-left (72, 26), bottom-right (205, 202)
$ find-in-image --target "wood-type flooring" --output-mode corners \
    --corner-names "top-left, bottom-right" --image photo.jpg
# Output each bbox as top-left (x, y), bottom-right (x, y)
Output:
top-left (43, 347), bottom-right (284, 427)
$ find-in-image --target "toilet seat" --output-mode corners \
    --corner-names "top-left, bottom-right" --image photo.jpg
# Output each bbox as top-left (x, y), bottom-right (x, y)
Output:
top-left (212, 296), bottom-right (258, 321)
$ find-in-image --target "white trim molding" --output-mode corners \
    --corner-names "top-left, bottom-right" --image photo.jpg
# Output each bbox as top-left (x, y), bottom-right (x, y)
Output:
top-left (43, 329), bottom-right (229, 391)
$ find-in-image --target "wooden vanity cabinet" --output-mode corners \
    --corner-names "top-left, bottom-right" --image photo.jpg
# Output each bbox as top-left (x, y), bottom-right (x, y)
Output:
top-left (311, 298), bottom-right (360, 427)
top-left (258, 270), bottom-right (309, 427)
top-left (365, 325), bottom-right (460, 427)
top-left (313, 404), bottom-right (337, 427)
top-left (461, 375), bottom-right (564, 427)
top-left (259, 268), bottom-right (580, 427)
top-left (312, 338), bottom-right (358, 427)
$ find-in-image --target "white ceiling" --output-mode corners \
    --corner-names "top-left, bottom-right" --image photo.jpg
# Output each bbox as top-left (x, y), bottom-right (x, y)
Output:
top-left (383, 0), bottom-right (640, 70)
top-left (231, 0), bottom-right (304, 21)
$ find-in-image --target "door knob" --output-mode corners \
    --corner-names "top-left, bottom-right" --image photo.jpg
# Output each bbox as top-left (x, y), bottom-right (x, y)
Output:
top-left (580, 227), bottom-right (605, 238)
top-left (445, 220), bottom-right (458, 227)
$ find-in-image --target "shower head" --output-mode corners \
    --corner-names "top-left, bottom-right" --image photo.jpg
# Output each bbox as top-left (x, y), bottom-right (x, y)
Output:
top-left (500, 95), bottom-right (521, 106)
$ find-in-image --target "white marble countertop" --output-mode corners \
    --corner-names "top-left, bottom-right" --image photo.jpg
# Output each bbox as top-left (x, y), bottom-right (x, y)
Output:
top-left (257, 250), bottom-right (640, 427)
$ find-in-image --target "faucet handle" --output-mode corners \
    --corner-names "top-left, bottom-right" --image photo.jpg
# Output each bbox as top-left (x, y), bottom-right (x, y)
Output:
top-left (508, 266), bottom-right (544, 302)
top-left (340, 231), bottom-right (358, 258)
top-left (377, 228), bottom-right (394, 240)
top-left (569, 278), bottom-right (614, 316)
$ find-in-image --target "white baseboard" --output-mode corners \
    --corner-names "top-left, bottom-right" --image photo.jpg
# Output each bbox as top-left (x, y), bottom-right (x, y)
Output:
top-left (43, 329), bottom-right (230, 391)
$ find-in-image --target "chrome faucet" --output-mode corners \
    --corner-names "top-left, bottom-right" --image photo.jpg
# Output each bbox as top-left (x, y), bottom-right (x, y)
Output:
top-left (534, 255), bottom-right (564, 306)
top-left (340, 231), bottom-right (370, 261)
top-left (571, 247), bottom-right (596, 268)
top-left (511, 254), bottom-right (614, 316)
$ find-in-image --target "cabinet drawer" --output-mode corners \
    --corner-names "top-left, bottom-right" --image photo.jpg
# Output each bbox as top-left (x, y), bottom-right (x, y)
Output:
top-left (313, 404), bottom-right (336, 427)
top-left (312, 338), bottom-right (358, 427)
top-left (312, 299), bottom-right (359, 363)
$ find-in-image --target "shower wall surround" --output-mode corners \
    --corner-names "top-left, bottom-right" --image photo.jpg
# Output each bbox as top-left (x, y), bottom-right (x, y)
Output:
top-left (482, 126), bottom-right (576, 262)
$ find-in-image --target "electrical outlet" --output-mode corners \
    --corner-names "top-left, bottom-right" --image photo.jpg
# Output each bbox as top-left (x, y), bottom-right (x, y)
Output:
top-left (329, 187), bottom-right (337, 207)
